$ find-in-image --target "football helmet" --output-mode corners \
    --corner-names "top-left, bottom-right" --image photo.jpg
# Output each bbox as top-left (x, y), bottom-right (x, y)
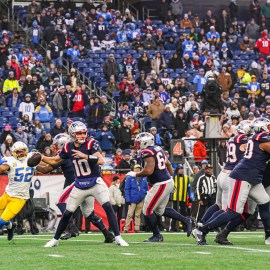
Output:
top-left (236, 120), bottom-right (253, 135)
top-left (11, 142), bottom-right (29, 161)
top-left (250, 117), bottom-right (270, 134)
top-left (134, 132), bottom-right (154, 150)
top-left (53, 133), bottom-right (70, 150)
top-left (68, 121), bottom-right (88, 144)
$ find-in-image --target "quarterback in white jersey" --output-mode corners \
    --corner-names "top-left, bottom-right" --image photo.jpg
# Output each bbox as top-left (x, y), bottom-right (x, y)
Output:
top-left (0, 142), bottom-right (36, 241)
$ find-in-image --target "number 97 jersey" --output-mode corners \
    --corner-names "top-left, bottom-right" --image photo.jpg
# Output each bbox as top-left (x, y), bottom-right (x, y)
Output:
top-left (2, 154), bottom-right (35, 199)
top-left (224, 134), bottom-right (248, 170)
top-left (141, 146), bottom-right (171, 185)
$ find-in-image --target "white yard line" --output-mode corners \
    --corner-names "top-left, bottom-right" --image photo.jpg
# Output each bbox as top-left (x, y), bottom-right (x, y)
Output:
top-left (48, 254), bottom-right (64, 258)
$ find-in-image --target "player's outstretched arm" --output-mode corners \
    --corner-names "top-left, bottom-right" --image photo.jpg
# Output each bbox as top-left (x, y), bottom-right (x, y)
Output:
top-left (36, 164), bottom-right (55, 174)
top-left (41, 155), bottom-right (63, 166)
top-left (259, 142), bottom-right (270, 154)
top-left (134, 157), bottom-right (155, 177)
top-left (0, 164), bottom-right (10, 174)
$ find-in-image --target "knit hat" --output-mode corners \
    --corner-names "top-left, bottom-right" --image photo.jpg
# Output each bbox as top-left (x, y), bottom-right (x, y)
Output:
top-left (6, 135), bottom-right (12, 140)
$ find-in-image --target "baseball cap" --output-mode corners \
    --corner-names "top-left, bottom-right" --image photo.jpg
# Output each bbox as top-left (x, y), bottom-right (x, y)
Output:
top-left (25, 94), bottom-right (31, 98)
top-left (201, 160), bottom-right (208, 165)
top-left (176, 164), bottom-right (184, 169)
top-left (205, 164), bottom-right (213, 169)
top-left (260, 58), bottom-right (265, 62)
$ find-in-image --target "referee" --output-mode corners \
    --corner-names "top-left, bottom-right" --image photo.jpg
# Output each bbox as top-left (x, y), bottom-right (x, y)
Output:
top-left (196, 164), bottom-right (217, 222)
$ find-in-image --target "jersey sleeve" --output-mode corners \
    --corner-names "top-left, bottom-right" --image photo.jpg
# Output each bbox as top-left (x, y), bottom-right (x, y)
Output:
top-left (86, 139), bottom-right (101, 154)
top-left (253, 132), bottom-right (270, 143)
top-left (59, 143), bottom-right (69, 159)
top-left (234, 134), bottom-right (248, 144)
top-left (140, 148), bottom-right (155, 159)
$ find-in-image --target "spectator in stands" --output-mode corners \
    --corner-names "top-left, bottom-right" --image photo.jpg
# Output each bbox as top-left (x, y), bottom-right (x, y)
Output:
top-left (247, 75), bottom-right (261, 96)
top-left (0, 90), bottom-right (6, 107)
top-left (117, 149), bottom-right (132, 171)
top-left (151, 52), bottom-right (166, 75)
top-left (118, 119), bottom-right (131, 150)
top-left (1, 135), bottom-right (14, 156)
top-left (27, 20), bottom-right (43, 49)
top-left (10, 56), bottom-right (21, 80)
top-left (18, 94), bottom-right (35, 120)
top-left (107, 75), bottom-right (120, 96)
top-left (6, 88), bottom-right (21, 108)
top-left (168, 53), bottom-right (184, 71)
top-left (137, 52), bottom-right (152, 74)
top-left (96, 124), bottom-right (115, 153)
top-left (35, 98), bottom-right (53, 129)
top-left (14, 125), bottom-right (28, 144)
top-left (149, 127), bottom-right (162, 146)
top-left (33, 117), bottom-right (43, 135)
top-left (39, 133), bottom-right (53, 153)
top-left (50, 119), bottom-right (65, 137)
top-left (206, 26), bottom-right (220, 47)
top-left (217, 67), bottom-right (232, 93)
top-left (240, 35), bottom-right (255, 51)
top-left (255, 31), bottom-right (270, 57)
top-left (103, 54), bottom-right (120, 82)
top-left (147, 96), bottom-right (165, 127)
top-left (193, 69), bottom-right (207, 93)
top-left (261, 0), bottom-right (270, 31)
top-left (28, 0), bottom-right (41, 13)
top-left (0, 125), bottom-right (16, 144)
top-left (193, 139), bottom-right (207, 162)
top-left (100, 95), bottom-right (112, 117)
top-left (0, 41), bottom-right (8, 67)
top-left (52, 85), bottom-right (70, 118)
top-left (159, 105), bottom-right (175, 130)
top-left (66, 43), bottom-right (80, 61)
top-left (170, 0), bottom-right (183, 20)
top-left (250, 1), bottom-right (261, 24)
top-left (93, 17), bottom-right (108, 41)
top-left (180, 13), bottom-right (192, 29)
top-left (143, 34), bottom-right (157, 50)
top-left (47, 36), bottom-right (63, 69)
top-left (3, 71), bottom-right (20, 93)
top-left (87, 96), bottom-right (104, 129)
top-left (70, 84), bottom-right (88, 117)
top-left (21, 75), bottom-right (35, 100)
top-left (114, 148), bottom-right (123, 167)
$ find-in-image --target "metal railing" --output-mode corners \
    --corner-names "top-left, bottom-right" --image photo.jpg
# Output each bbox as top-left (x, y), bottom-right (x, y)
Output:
top-left (0, 0), bottom-right (11, 21)
top-left (119, 0), bottom-right (139, 21)
top-left (142, 6), bottom-right (157, 21)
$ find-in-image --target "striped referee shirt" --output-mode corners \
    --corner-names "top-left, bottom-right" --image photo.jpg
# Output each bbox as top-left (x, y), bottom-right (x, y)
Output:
top-left (196, 173), bottom-right (217, 200)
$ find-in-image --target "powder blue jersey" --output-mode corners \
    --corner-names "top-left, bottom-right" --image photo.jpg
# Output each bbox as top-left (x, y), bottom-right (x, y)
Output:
top-left (230, 132), bottom-right (270, 184)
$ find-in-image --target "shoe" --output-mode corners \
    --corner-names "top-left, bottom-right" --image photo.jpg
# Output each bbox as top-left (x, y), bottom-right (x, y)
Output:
top-left (192, 228), bottom-right (203, 243)
top-left (104, 232), bottom-right (115, 243)
top-left (185, 217), bottom-right (193, 237)
top-left (115, 236), bottom-right (129, 246)
top-left (143, 234), bottom-right (164, 242)
top-left (215, 237), bottom-right (233, 245)
top-left (44, 238), bottom-right (59, 248)
top-left (7, 222), bottom-right (17, 241)
top-left (265, 236), bottom-right (270, 245)
top-left (60, 231), bottom-right (79, 240)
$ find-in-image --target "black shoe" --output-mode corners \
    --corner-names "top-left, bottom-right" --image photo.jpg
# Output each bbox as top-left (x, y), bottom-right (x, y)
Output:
top-left (104, 232), bottom-right (115, 243)
top-left (215, 237), bottom-right (233, 245)
top-left (7, 222), bottom-right (17, 241)
top-left (198, 234), bottom-right (208, 246)
top-left (60, 231), bottom-right (79, 240)
top-left (185, 217), bottom-right (193, 237)
top-left (143, 234), bottom-right (163, 242)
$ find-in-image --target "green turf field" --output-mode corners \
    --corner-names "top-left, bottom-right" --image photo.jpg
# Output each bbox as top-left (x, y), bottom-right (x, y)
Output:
top-left (0, 232), bottom-right (269, 270)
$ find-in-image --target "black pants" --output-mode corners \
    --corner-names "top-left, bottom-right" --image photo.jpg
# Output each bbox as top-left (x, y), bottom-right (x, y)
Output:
top-left (171, 201), bottom-right (188, 231)
top-left (112, 205), bottom-right (123, 228)
top-left (196, 194), bottom-right (216, 222)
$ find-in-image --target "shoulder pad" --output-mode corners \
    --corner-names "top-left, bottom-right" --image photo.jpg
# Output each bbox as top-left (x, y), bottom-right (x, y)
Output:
top-left (86, 139), bottom-right (100, 151)
top-left (253, 132), bottom-right (270, 143)
top-left (141, 148), bottom-right (155, 159)
top-left (234, 134), bottom-right (248, 144)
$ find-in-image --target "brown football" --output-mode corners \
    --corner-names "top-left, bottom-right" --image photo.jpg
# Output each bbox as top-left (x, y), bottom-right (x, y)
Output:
top-left (27, 152), bottom-right (42, 167)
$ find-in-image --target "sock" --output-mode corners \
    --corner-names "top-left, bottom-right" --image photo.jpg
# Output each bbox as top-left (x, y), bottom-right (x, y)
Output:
top-left (200, 204), bottom-right (220, 224)
top-left (6, 221), bottom-right (12, 229)
top-left (258, 202), bottom-right (270, 238)
top-left (54, 210), bottom-right (73, 240)
top-left (102, 202), bottom-right (120, 237)
top-left (163, 207), bottom-right (187, 223)
top-left (86, 212), bottom-right (107, 236)
top-left (56, 203), bottom-right (66, 214)
top-left (0, 218), bottom-right (10, 229)
top-left (225, 214), bottom-right (244, 232)
top-left (201, 210), bottom-right (240, 234)
top-left (206, 210), bottom-right (224, 223)
top-left (146, 213), bottom-right (160, 237)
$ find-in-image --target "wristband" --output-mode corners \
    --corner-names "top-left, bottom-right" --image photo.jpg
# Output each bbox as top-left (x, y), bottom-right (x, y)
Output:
top-left (88, 155), bottom-right (98, 164)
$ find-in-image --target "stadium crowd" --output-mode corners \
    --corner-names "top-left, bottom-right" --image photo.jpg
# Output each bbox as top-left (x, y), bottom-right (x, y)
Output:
top-left (0, 0), bottom-right (269, 231)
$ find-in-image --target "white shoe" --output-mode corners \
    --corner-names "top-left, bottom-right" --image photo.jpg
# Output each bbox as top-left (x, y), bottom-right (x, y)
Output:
top-left (44, 238), bottom-right (59, 248)
top-left (115, 236), bottom-right (129, 246)
top-left (265, 236), bottom-right (270, 245)
top-left (192, 228), bottom-right (203, 242)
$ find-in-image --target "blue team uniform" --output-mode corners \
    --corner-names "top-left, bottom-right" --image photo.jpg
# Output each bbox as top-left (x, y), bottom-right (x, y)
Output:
top-left (224, 134), bottom-right (248, 170)
top-left (53, 159), bottom-right (75, 186)
top-left (230, 132), bottom-right (270, 184)
top-left (59, 139), bottom-right (101, 189)
top-left (140, 146), bottom-right (171, 185)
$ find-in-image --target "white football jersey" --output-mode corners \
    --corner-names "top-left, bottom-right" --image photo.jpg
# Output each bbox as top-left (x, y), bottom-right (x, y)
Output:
top-left (3, 154), bottom-right (35, 199)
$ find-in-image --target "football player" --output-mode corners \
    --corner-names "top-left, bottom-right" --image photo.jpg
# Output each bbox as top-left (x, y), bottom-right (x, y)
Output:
top-left (192, 118), bottom-right (270, 245)
top-left (42, 121), bottom-right (128, 247)
top-left (37, 133), bottom-right (114, 243)
top-left (126, 132), bottom-right (193, 242)
top-left (0, 142), bottom-right (36, 241)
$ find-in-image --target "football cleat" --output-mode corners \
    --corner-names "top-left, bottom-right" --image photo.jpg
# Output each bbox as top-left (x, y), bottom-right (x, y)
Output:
top-left (60, 231), bottom-right (79, 240)
top-left (192, 228), bottom-right (203, 243)
top-left (265, 236), bottom-right (270, 245)
top-left (143, 234), bottom-right (164, 242)
top-left (7, 222), bottom-right (17, 241)
top-left (115, 236), bottom-right (129, 246)
top-left (214, 237), bottom-right (233, 245)
top-left (185, 217), bottom-right (193, 237)
top-left (104, 231), bottom-right (115, 243)
top-left (44, 238), bottom-right (59, 248)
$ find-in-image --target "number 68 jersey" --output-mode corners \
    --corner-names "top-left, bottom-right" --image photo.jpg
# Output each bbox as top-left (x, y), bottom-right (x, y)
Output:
top-left (141, 146), bottom-right (171, 185)
top-left (2, 154), bottom-right (35, 199)
top-left (230, 131), bottom-right (270, 184)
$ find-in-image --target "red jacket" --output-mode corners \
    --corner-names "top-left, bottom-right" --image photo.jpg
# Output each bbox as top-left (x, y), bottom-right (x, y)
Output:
top-left (255, 37), bottom-right (270, 55)
top-left (193, 140), bottom-right (207, 161)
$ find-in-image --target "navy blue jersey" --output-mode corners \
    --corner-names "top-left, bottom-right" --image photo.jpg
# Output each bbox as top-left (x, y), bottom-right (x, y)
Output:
top-left (52, 159), bottom-right (75, 186)
top-left (141, 145), bottom-right (171, 185)
top-left (59, 138), bottom-right (101, 189)
top-left (224, 134), bottom-right (248, 170)
top-left (230, 132), bottom-right (270, 184)
top-left (262, 162), bottom-right (270, 188)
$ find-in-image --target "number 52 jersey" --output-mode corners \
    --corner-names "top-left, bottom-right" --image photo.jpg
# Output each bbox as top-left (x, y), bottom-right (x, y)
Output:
top-left (2, 154), bottom-right (35, 199)
top-left (230, 132), bottom-right (270, 184)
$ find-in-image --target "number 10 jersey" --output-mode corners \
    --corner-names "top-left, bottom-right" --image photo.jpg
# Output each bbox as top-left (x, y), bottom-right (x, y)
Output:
top-left (141, 146), bottom-right (171, 185)
top-left (60, 139), bottom-right (101, 189)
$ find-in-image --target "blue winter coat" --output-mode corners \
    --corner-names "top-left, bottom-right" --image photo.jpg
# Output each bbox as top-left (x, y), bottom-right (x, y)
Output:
top-left (96, 131), bottom-right (115, 151)
top-left (125, 176), bottom-right (148, 204)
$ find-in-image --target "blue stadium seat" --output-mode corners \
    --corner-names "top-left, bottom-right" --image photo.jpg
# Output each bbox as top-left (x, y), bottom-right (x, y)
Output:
top-left (2, 111), bottom-right (14, 117)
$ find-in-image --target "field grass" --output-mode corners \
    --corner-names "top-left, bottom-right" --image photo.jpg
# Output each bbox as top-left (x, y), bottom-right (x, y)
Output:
top-left (0, 232), bottom-right (270, 270)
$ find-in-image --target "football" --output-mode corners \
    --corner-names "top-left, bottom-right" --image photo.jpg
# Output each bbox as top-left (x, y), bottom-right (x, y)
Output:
top-left (27, 152), bottom-right (42, 167)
